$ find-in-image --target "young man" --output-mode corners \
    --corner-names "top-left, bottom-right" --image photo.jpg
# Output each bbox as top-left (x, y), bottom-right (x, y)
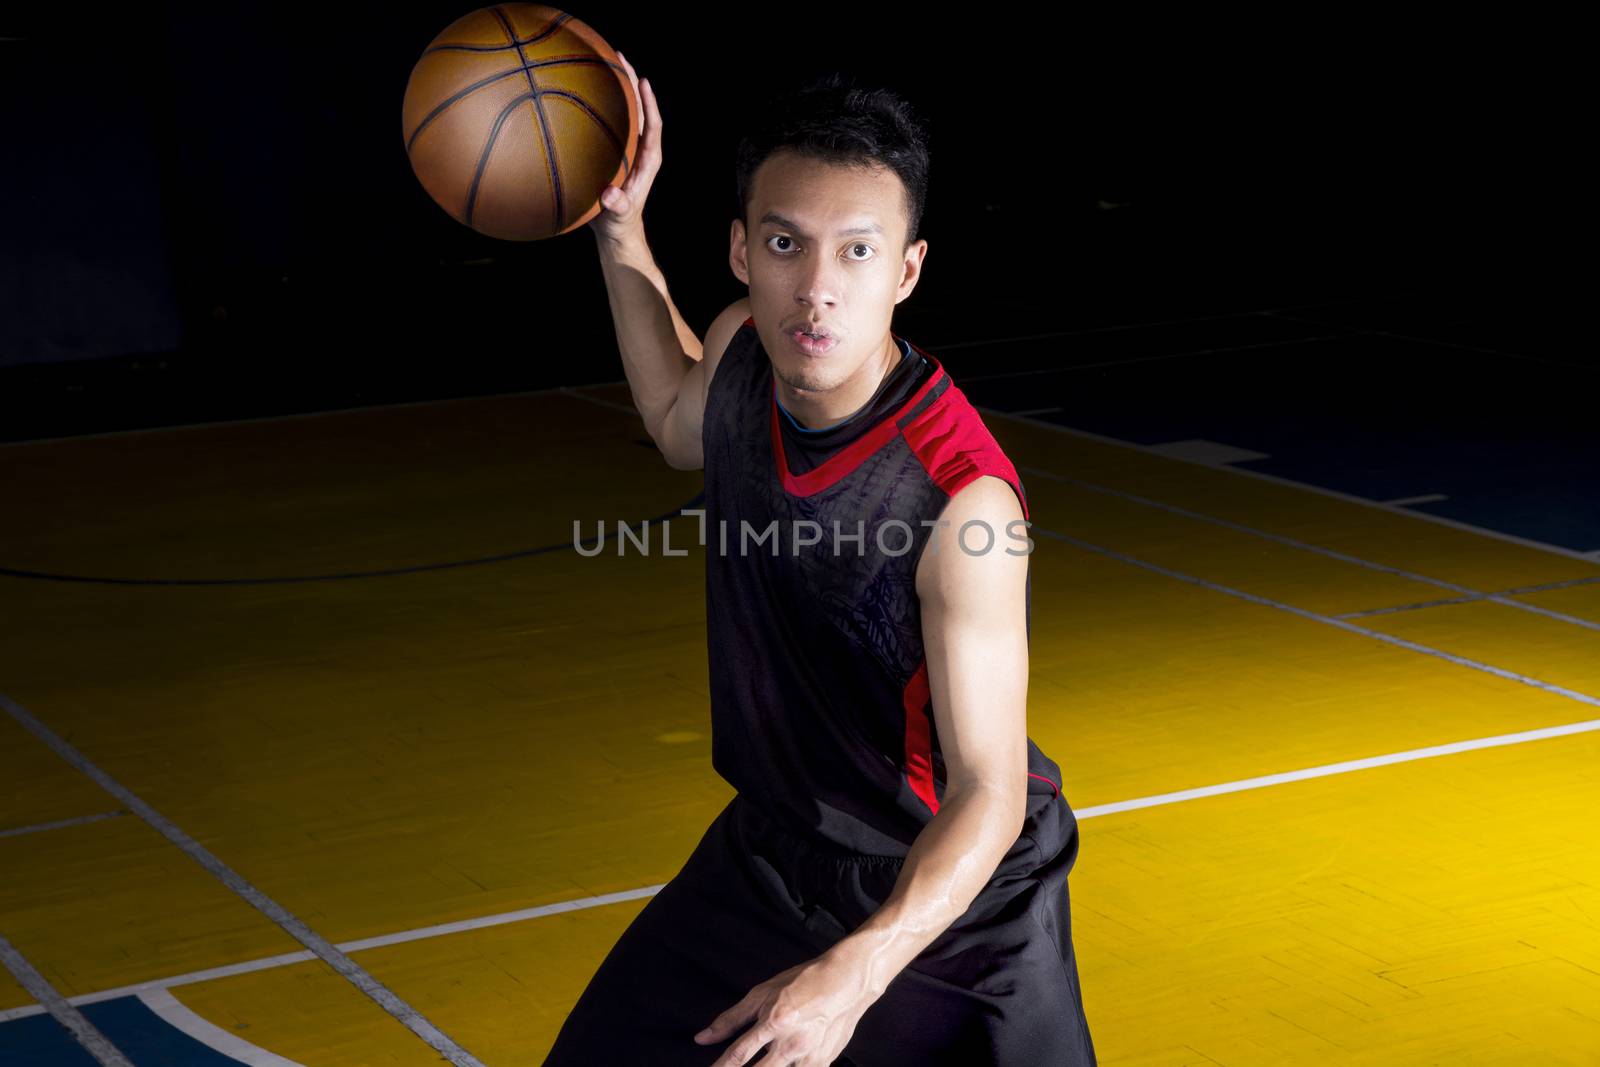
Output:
top-left (545, 62), bottom-right (1096, 1066)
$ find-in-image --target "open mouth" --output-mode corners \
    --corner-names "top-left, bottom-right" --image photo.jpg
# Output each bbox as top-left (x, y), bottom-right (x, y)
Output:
top-left (789, 328), bottom-right (837, 355)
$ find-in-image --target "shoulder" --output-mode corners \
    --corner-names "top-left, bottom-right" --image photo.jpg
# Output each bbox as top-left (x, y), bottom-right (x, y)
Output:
top-left (913, 473), bottom-right (1030, 605)
top-left (899, 374), bottom-right (1029, 522)
top-left (702, 296), bottom-right (756, 376)
top-left (933, 474), bottom-right (1026, 544)
top-left (699, 300), bottom-right (764, 415)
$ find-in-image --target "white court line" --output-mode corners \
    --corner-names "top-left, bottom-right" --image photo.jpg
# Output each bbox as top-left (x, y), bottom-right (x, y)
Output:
top-left (982, 405), bottom-right (1600, 565)
top-left (0, 886), bottom-right (666, 1023)
top-left (6, 703), bottom-right (1597, 1021)
top-left (563, 366), bottom-right (1600, 575)
top-left (0, 932), bottom-right (133, 1065)
top-left (0, 811), bottom-right (125, 839)
top-left (1074, 717), bottom-right (1600, 817)
top-left (1020, 465), bottom-right (1600, 632)
top-left (0, 693), bottom-right (489, 1067)
top-left (336, 884), bottom-right (663, 953)
top-left (138, 988), bottom-right (303, 1066)
top-left (5, 515), bottom-right (1599, 1021)
top-left (5, 346), bottom-right (1590, 1042)
top-left (1330, 574), bottom-right (1600, 618)
top-left (1028, 522), bottom-right (1600, 713)
top-left (0, 950), bottom-right (337, 1022)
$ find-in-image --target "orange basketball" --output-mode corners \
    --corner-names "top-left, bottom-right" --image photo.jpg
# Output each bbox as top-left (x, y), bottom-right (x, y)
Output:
top-left (402, 5), bottom-right (638, 241)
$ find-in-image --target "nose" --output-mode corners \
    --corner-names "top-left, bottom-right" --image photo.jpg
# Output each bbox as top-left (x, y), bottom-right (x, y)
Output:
top-left (794, 255), bottom-right (840, 310)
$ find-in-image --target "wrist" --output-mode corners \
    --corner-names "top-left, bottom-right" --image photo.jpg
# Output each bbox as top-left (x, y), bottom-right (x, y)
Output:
top-left (594, 224), bottom-right (649, 260)
top-left (825, 916), bottom-right (925, 1000)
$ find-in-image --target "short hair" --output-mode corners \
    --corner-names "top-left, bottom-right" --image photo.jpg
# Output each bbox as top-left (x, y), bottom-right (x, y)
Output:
top-left (733, 72), bottom-right (931, 250)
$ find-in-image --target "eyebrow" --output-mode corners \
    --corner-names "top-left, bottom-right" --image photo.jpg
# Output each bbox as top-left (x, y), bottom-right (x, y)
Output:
top-left (759, 212), bottom-right (884, 238)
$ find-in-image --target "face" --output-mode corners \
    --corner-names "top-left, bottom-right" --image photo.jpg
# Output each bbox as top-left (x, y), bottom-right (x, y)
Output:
top-left (730, 150), bottom-right (927, 422)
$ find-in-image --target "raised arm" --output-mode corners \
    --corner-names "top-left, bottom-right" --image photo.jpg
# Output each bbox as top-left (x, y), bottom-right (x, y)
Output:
top-left (590, 52), bottom-right (747, 471)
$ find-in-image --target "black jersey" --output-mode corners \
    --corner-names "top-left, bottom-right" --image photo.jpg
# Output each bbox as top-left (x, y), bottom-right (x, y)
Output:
top-left (776, 336), bottom-right (928, 474)
top-left (700, 319), bottom-right (1078, 866)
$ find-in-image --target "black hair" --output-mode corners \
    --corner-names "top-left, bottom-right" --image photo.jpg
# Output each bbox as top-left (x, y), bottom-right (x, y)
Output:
top-left (733, 72), bottom-right (931, 250)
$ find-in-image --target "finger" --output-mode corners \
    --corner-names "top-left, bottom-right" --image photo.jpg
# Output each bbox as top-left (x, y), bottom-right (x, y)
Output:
top-left (697, 997), bottom-right (759, 1045)
top-left (636, 78), bottom-right (656, 157)
top-left (713, 1026), bottom-right (775, 1067)
top-left (615, 50), bottom-right (640, 102)
top-left (745, 1041), bottom-right (798, 1067)
top-left (633, 78), bottom-right (662, 185)
top-left (634, 78), bottom-right (657, 163)
top-left (614, 52), bottom-right (642, 124)
top-left (605, 61), bottom-right (646, 198)
top-left (642, 77), bottom-right (661, 137)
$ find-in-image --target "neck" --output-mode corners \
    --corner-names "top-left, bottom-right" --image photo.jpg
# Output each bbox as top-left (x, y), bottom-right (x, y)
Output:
top-left (776, 334), bottom-right (902, 430)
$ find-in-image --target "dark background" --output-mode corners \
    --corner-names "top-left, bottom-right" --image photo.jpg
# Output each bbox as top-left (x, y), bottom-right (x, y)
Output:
top-left (0, 3), bottom-right (1580, 439)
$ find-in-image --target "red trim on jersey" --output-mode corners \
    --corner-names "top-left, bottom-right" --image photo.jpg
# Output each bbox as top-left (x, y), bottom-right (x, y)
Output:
top-left (902, 658), bottom-right (940, 815)
top-left (769, 332), bottom-right (948, 496)
top-left (1028, 771), bottom-right (1060, 798)
top-left (898, 346), bottom-right (1030, 521)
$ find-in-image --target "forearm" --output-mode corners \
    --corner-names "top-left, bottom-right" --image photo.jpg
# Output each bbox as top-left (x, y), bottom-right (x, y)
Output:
top-left (592, 227), bottom-right (703, 439)
top-left (823, 783), bottom-right (1023, 998)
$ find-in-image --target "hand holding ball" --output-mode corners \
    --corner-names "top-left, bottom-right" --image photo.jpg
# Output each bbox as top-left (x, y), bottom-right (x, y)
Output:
top-left (588, 53), bottom-right (661, 246)
top-left (402, 4), bottom-right (639, 241)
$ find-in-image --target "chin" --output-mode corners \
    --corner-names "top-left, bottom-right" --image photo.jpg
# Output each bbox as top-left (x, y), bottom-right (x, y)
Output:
top-left (775, 365), bottom-right (820, 395)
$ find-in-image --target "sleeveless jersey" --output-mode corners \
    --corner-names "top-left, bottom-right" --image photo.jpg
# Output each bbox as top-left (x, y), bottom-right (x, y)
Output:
top-left (776, 335), bottom-right (925, 473)
top-left (700, 318), bottom-right (1078, 866)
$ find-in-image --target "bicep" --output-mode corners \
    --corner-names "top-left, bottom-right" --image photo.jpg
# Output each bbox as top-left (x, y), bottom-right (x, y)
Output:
top-left (917, 476), bottom-right (1031, 810)
top-left (657, 355), bottom-right (707, 470)
top-left (655, 296), bottom-right (750, 471)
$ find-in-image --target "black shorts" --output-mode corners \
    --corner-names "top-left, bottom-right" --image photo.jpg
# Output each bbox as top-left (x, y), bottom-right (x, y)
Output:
top-left (542, 792), bottom-right (1096, 1066)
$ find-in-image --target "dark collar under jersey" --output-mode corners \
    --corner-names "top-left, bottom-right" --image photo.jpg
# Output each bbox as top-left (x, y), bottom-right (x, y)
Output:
top-left (775, 336), bottom-right (933, 477)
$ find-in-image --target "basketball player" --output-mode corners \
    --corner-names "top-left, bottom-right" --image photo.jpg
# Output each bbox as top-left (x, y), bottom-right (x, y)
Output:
top-left (543, 58), bottom-right (1096, 1067)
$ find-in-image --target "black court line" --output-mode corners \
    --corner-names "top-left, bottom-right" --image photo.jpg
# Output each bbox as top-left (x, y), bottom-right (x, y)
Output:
top-left (0, 493), bottom-right (705, 586)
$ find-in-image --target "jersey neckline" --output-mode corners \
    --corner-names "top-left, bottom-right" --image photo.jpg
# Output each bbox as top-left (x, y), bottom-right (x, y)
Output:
top-left (768, 331), bottom-right (947, 497)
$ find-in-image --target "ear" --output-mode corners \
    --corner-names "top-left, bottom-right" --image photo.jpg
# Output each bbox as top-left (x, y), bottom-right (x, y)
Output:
top-left (896, 238), bottom-right (928, 305)
top-left (730, 217), bottom-right (750, 285)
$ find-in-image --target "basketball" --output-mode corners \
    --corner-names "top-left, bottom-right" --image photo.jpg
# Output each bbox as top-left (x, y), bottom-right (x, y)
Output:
top-left (402, 5), bottom-right (638, 241)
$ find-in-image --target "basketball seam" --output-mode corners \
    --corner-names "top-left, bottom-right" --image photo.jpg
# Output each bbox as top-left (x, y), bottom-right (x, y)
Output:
top-left (492, 5), bottom-right (565, 230)
top-left (404, 56), bottom-right (621, 153)
top-left (421, 11), bottom-right (571, 55)
top-left (540, 91), bottom-right (631, 180)
top-left (464, 91), bottom-right (535, 226)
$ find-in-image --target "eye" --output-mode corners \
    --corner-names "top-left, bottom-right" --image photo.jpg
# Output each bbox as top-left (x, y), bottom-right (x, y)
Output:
top-left (766, 234), bottom-right (796, 253)
top-left (847, 243), bottom-right (875, 261)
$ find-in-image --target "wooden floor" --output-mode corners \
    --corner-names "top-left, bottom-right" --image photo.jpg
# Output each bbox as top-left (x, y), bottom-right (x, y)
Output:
top-left (1, 383), bottom-right (1596, 1065)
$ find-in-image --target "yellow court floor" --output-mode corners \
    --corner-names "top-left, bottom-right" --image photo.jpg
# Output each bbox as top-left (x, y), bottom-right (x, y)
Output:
top-left (1, 383), bottom-right (1597, 1065)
